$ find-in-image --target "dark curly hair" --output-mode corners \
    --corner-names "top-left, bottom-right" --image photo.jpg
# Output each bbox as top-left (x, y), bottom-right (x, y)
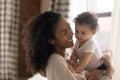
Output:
top-left (74, 12), bottom-right (99, 31)
top-left (22, 11), bottom-right (62, 76)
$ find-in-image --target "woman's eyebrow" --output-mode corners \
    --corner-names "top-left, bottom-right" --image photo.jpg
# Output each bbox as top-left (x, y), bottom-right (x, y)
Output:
top-left (61, 29), bottom-right (67, 33)
top-left (61, 27), bottom-right (69, 33)
top-left (60, 23), bottom-right (70, 33)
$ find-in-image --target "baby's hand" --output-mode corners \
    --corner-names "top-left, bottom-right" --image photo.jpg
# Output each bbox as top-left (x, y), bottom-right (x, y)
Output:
top-left (67, 60), bottom-right (76, 66)
top-left (68, 64), bottom-right (76, 73)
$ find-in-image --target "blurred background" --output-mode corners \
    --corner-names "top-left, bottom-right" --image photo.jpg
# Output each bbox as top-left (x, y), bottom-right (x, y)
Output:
top-left (0, 0), bottom-right (120, 80)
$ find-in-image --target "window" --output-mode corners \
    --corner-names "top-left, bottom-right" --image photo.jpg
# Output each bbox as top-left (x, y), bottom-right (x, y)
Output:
top-left (68, 0), bottom-right (113, 53)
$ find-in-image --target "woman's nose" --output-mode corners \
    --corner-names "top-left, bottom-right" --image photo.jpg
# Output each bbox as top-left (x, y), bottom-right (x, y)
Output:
top-left (70, 29), bottom-right (73, 35)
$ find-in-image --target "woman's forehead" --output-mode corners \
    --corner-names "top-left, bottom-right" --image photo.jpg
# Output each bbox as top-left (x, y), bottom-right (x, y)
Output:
top-left (55, 17), bottom-right (69, 32)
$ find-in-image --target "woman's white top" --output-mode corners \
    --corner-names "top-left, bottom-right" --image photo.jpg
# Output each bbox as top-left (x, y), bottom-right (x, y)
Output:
top-left (46, 54), bottom-right (86, 80)
top-left (74, 37), bottom-right (103, 71)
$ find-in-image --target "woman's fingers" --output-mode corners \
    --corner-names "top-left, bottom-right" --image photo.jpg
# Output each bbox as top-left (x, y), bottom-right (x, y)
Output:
top-left (102, 55), bottom-right (111, 67)
top-left (86, 69), bottom-right (105, 80)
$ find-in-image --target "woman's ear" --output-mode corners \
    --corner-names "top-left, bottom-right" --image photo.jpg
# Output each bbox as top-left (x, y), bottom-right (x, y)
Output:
top-left (48, 39), bottom-right (55, 45)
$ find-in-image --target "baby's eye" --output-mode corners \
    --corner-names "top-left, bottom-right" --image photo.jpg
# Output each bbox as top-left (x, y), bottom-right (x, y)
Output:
top-left (81, 32), bottom-right (85, 35)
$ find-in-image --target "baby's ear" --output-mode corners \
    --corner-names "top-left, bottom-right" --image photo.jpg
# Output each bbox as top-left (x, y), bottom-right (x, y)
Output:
top-left (48, 39), bottom-right (55, 45)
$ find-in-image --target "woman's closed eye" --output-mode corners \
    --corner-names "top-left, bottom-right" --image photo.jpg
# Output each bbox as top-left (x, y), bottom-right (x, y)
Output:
top-left (63, 27), bottom-right (72, 35)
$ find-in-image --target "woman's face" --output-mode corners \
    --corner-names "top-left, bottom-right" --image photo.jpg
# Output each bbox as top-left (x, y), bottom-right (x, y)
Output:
top-left (53, 17), bottom-right (73, 50)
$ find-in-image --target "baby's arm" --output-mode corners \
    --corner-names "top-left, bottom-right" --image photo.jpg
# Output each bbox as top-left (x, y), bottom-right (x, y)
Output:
top-left (69, 49), bottom-right (78, 65)
top-left (75, 52), bottom-right (93, 73)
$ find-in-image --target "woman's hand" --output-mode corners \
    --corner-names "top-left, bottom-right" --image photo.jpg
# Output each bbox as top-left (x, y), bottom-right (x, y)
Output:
top-left (102, 54), bottom-right (114, 79)
top-left (86, 69), bottom-right (105, 80)
top-left (102, 54), bottom-right (111, 67)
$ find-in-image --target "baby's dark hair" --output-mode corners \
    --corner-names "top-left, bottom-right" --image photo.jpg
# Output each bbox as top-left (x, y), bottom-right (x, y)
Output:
top-left (22, 11), bottom-right (62, 76)
top-left (74, 12), bottom-right (99, 31)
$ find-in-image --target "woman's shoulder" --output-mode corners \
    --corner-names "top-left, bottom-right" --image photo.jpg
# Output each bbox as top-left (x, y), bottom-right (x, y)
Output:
top-left (49, 53), bottom-right (63, 59)
top-left (48, 53), bottom-right (66, 64)
top-left (46, 53), bottom-right (68, 71)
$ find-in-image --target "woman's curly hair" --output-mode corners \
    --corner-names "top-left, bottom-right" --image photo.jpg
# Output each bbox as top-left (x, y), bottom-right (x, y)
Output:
top-left (22, 11), bottom-right (61, 76)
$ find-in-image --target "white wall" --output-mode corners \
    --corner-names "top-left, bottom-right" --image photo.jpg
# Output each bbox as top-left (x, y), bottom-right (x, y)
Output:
top-left (40, 0), bottom-right (50, 13)
top-left (110, 0), bottom-right (120, 79)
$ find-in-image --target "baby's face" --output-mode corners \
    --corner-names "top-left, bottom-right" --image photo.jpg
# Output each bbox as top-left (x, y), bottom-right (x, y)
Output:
top-left (75, 24), bottom-right (94, 43)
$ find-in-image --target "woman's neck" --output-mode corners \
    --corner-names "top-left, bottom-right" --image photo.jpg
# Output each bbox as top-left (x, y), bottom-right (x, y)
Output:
top-left (54, 47), bottom-right (65, 57)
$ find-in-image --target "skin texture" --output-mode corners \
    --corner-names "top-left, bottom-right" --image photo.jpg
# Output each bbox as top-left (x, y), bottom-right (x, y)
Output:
top-left (49, 17), bottom-right (74, 57)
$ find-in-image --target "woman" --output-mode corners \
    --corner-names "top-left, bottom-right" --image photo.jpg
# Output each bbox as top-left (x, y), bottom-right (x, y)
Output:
top-left (22, 11), bottom-right (114, 80)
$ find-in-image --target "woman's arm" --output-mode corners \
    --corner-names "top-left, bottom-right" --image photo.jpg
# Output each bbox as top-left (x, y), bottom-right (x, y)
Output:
top-left (86, 55), bottom-right (114, 80)
top-left (86, 69), bottom-right (105, 80)
top-left (102, 55), bottom-right (114, 79)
